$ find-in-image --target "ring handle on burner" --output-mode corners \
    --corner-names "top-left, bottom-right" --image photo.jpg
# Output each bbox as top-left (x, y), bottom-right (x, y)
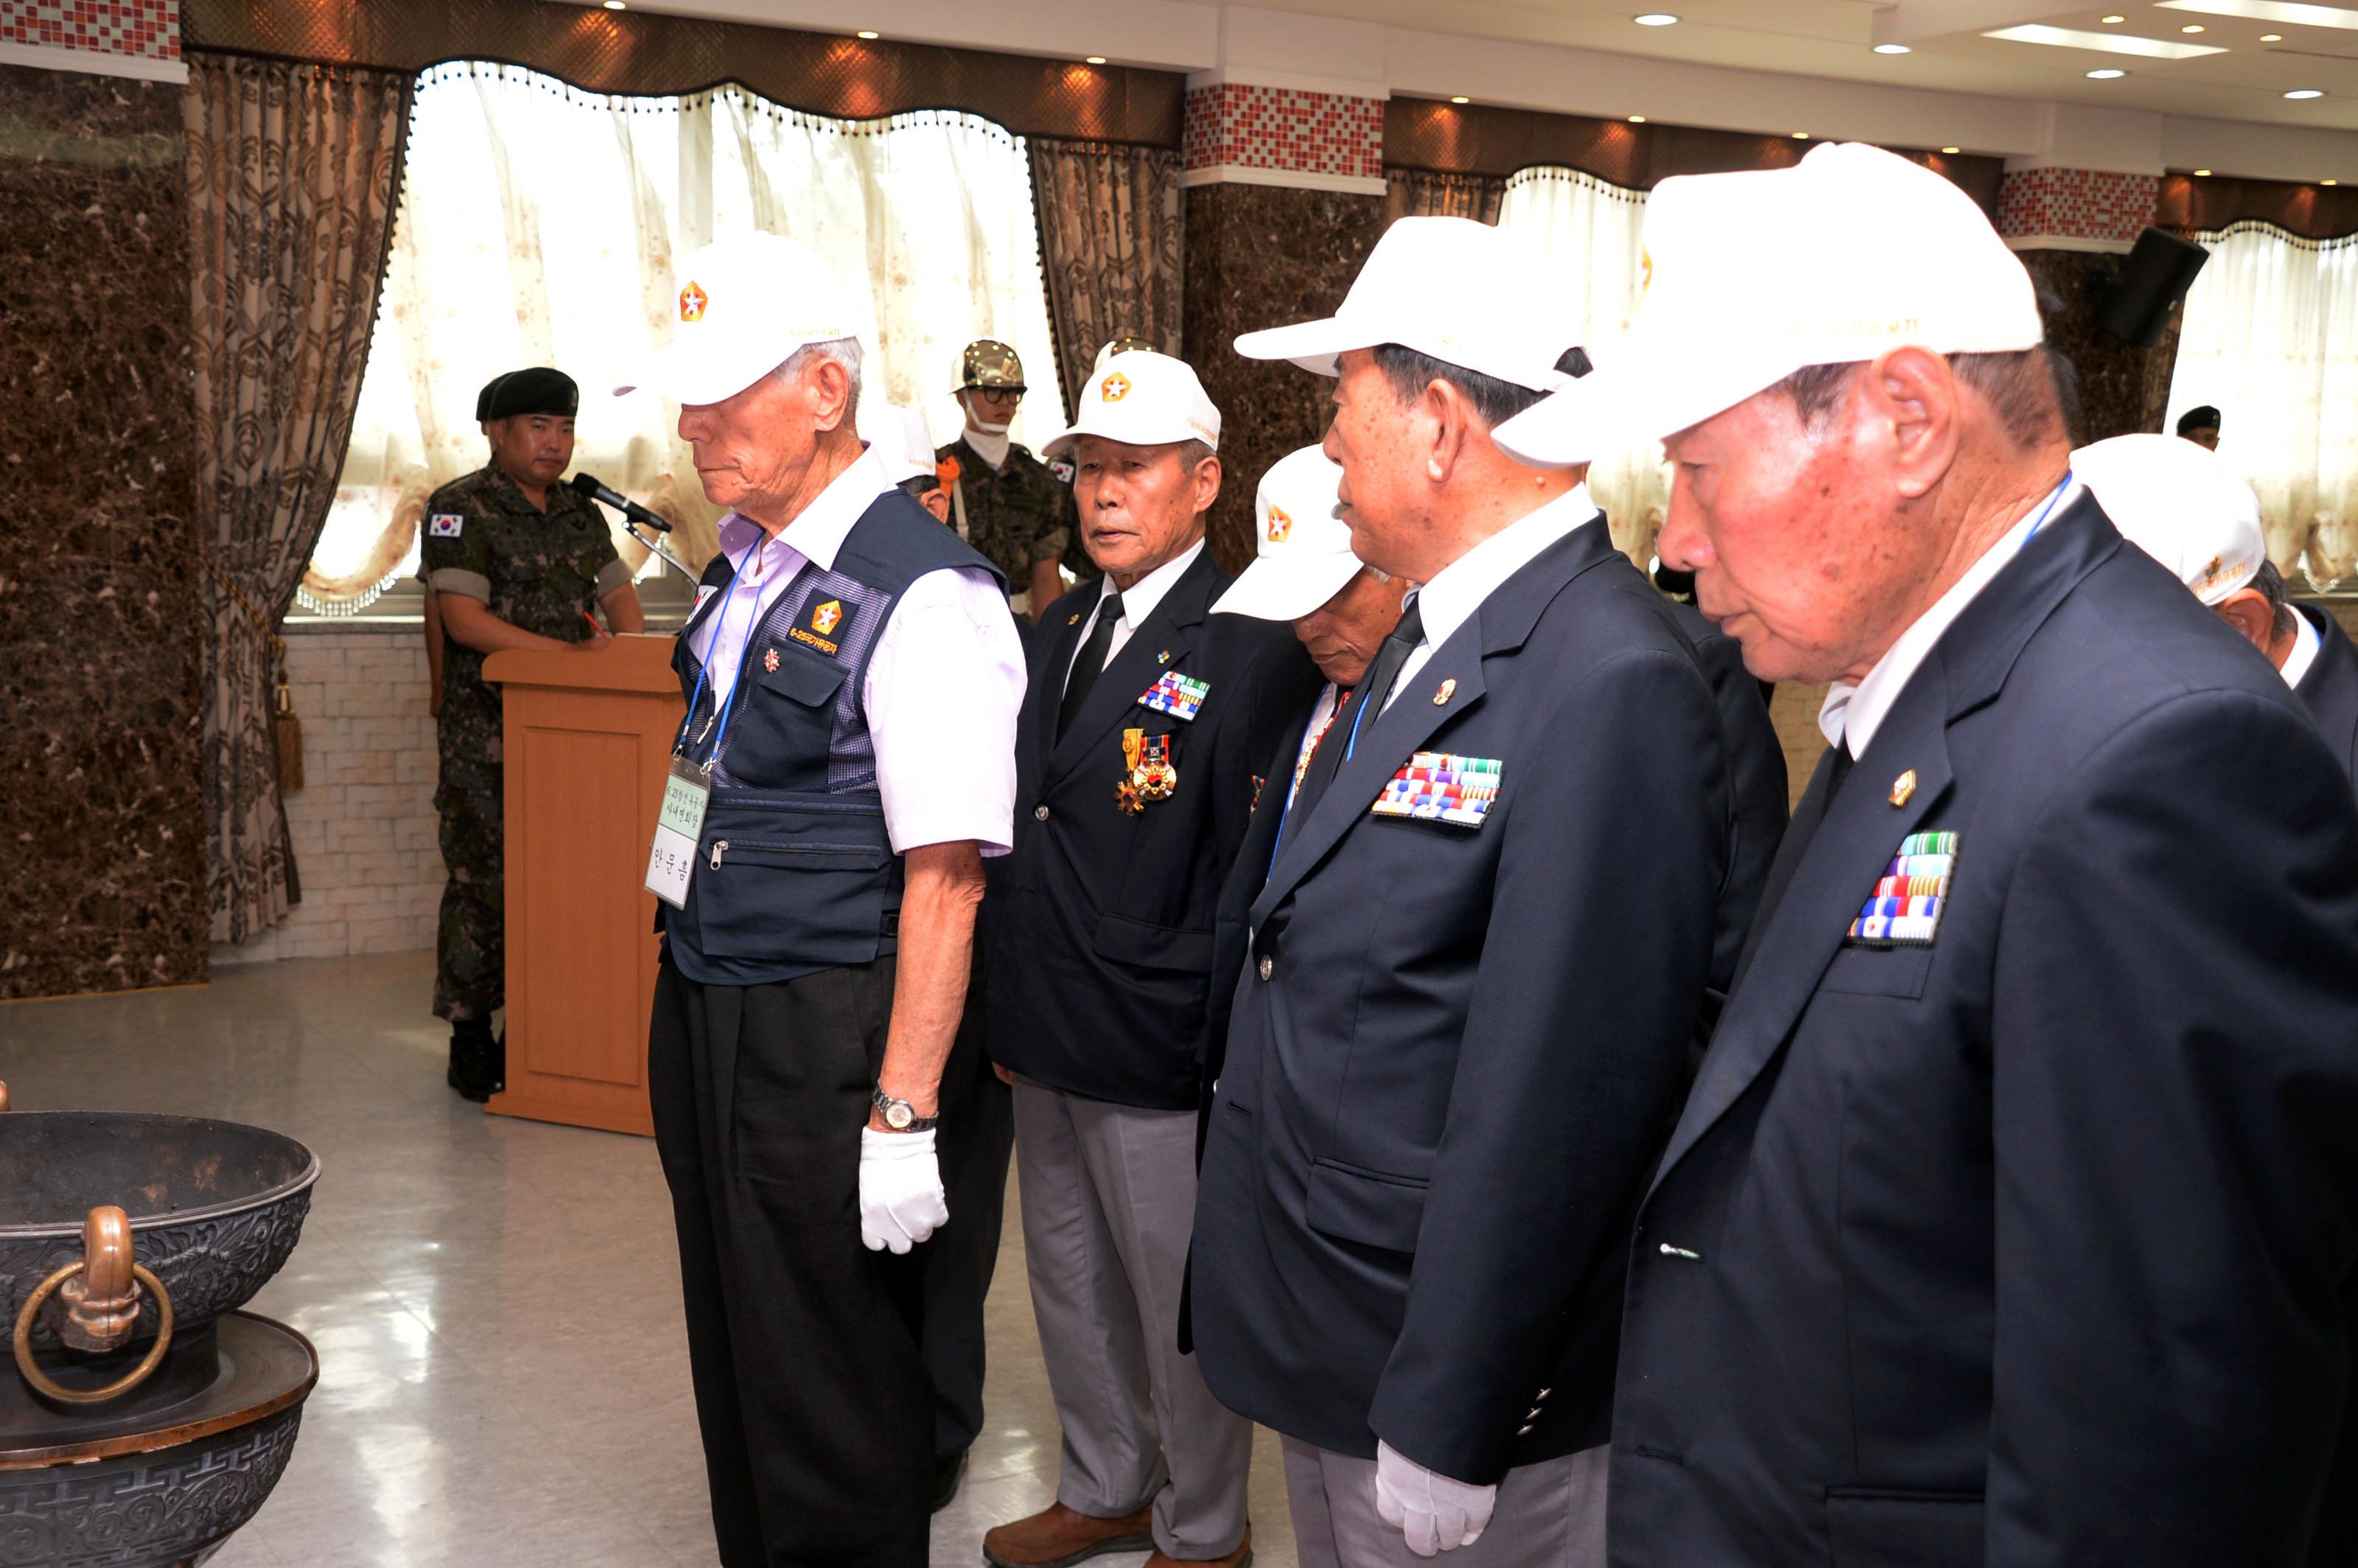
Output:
top-left (13, 1207), bottom-right (176, 1406)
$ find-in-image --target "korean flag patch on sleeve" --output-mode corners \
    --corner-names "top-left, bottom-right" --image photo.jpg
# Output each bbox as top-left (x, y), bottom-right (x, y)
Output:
top-left (428, 513), bottom-right (464, 538)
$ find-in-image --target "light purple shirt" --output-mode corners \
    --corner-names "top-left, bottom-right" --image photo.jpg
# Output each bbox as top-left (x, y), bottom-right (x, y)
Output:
top-left (686, 449), bottom-right (1026, 855)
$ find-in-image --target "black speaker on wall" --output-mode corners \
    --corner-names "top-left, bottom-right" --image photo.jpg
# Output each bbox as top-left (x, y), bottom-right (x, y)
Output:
top-left (2093, 227), bottom-right (2210, 349)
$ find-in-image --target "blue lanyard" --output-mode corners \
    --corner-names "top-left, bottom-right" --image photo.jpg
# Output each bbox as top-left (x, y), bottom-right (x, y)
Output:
top-left (675, 556), bottom-right (763, 766)
top-left (2019, 472), bottom-right (2073, 552)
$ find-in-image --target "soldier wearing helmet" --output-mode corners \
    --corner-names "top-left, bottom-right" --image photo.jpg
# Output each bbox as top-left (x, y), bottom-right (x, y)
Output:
top-left (936, 339), bottom-right (1080, 619)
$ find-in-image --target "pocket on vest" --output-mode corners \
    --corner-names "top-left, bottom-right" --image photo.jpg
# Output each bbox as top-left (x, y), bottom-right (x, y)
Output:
top-left (1825, 1489), bottom-right (1982, 1568)
top-left (1093, 911), bottom-right (1213, 973)
top-left (1305, 1158), bottom-right (1428, 1254)
top-left (695, 799), bottom-right (895, 962)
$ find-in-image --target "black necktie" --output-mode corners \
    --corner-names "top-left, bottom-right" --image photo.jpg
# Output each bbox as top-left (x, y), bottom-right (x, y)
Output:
top-left (1733, 743), bottom-right (1854, 982)
top-left (1058, 590), bottom-right (1124, 740)
top-left (1289, 599), bottom-right (1424, 830)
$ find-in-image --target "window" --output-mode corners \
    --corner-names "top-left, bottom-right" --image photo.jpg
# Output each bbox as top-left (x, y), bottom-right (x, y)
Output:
top-left (2166, 221), bottom-right (2358, 591)
top-left (296, 63), bottom-right (1066, 619)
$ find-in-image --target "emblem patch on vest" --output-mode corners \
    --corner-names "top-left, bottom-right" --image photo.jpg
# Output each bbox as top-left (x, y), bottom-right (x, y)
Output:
top-left (1844, 830), bottom-right (1956, 946)
top-left (790, 596), bottom-right (853, 657)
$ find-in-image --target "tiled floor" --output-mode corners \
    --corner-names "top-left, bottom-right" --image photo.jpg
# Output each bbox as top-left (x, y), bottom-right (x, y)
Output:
top-left (0, 953), bottom-right (1298, 1567)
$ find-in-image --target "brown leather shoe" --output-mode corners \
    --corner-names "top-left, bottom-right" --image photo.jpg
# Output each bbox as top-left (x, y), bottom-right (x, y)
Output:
top-left (1145, 1525), bottom-right (1253, 1567)
top-left (983, 1501), bottom-right (1155, 1568)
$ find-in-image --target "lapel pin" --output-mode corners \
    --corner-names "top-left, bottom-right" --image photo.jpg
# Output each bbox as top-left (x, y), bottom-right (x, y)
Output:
top-left (1890, 769), bottom-right (1917, 807)
top-left (1158, 649), bottom-right (1171, 665)
top-left (1433, 678), bottom-right (1457, 706)
top-left (762, 648), bottom-right (780, 673)
top-left (1068, 612), bottom-right (1082, 626)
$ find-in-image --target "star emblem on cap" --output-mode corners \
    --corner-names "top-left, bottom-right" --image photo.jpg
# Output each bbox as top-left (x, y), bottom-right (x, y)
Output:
top-left (1101, 371), bottom-right (1132, 403)
top-left (1267, 505), bottom-right (1292, 543)
top-left (679, 281), bottom-right (708, 323)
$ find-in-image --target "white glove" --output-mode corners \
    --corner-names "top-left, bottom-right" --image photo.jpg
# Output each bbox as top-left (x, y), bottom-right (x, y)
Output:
top-left (858, 1127), bottom-right (948, 1253)
top-left (1374, 1440), bottom-right (1496, 1558)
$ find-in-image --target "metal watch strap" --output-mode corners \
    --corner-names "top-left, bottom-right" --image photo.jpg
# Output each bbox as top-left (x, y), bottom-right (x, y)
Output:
top-left (871, 1088), bottom-right (937, 1132)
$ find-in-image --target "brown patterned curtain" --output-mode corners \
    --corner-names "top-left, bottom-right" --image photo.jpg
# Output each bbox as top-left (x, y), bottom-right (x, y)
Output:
top-left (1385, 168), bottom-right (1505, 226)
top-left (186, 53), bottom-right (410, 942)
top-left (1029, 139), bottom-right (1183, 417)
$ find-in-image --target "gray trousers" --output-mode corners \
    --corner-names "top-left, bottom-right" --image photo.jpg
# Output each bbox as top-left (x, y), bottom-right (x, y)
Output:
top-left (1281, 1437), bottom-right (1609, 1568)
top-left (1012, 1080), bottom-right (1253, 1559)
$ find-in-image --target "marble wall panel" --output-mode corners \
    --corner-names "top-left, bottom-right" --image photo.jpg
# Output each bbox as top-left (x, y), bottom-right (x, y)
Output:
top-left (2015, 248), bottom-right (2180, 446)
top-left (0, 63), bottom-right (206, 999)
top-left (1181, 181), bottom-right (1385, 572)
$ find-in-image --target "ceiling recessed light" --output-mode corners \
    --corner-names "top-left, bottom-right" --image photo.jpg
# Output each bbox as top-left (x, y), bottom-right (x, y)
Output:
top-left (2182, 22), bottom-right (2206, 30)
top-left (2102, 13), bottom-right (2125, 21)
top-left (2194, 167), bottom-right (2213, 175)
top-left (2262, 32), bottom-right (2284, 41)
top-left (2288, 86), bottom-right (2327, 97)
top-left (602, 1), bottom-right (624, 8)
top-left (856, 29), bottom-right (879, 38)
top-left (1085, 55), bottom-right (1107, 64)
top-left (1875, 43), bottom-right (1911, 53)
top-left (1634, 13), bottom-right (1679, 25)
top-left (1792, 130), bottom-right (1811, 139)
top-left (1450, 95), bottom-right (1471, 103)
top-left (1942, 145), bottom-right (1962, 154)
top-left (1628, 113), bottom-right (1648, 122)
top-left (1988, 23), bottom-right (2221, 57)
top-left (2327, 178), bottom-right (2342, 185)
top-left (2088, 68), bottom-right (2128, 78)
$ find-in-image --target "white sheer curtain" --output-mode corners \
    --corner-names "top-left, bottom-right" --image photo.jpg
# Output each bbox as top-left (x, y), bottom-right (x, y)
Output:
top-left (2167, 221), bottom-right (2358, 588)
top-left (1494, 166), bottom-right (1668, 563)
top-left (307, 64), bottom-right (1066, 609)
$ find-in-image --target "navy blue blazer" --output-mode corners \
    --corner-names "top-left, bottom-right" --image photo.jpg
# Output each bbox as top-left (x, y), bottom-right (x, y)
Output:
top-left (982, 547), bottom-right (1312, 1110)
top-left (1671, 601), bottom-right (1790, 1004)
top-left (2295, 601), bottom-right (2358, 781)
top-left (1610, 494), bottom-right (2358, 1567)
top-left (1190, 516), bottom-right (1746, 1483)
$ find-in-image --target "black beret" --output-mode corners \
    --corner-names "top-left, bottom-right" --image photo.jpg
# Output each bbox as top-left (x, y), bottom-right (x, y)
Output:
top-left (2176, 405), bottom-right (2221, 435)
top-left (483, 367), bottom-right (578, 421)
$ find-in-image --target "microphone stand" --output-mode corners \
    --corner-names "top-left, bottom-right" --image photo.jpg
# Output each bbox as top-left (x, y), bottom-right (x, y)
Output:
top-left (622, 517), bottom-right (699, 582)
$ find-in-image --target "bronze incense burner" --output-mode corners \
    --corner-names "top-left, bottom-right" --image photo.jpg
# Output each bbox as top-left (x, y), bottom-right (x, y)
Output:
top-left (0, 1086), bottom-right (321, 1567)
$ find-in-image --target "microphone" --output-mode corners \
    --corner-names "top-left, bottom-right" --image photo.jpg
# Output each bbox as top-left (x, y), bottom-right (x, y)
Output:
top-left (569, 472), bottom-right (672, 533)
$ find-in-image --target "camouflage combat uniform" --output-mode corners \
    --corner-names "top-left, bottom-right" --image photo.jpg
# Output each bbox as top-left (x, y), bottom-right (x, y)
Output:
top-left (935, 434), bottom-right (1083, 603)
top-left (419, 463), bottom-right (630, 1023)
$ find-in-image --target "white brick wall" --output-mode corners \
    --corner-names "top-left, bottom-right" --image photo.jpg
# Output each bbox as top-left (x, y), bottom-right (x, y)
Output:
top-left (212, 628), bottom-right (444, 966)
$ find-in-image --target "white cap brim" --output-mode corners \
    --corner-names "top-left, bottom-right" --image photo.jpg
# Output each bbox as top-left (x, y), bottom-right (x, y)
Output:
top-left (615, 330), bottom-right (850, 408)
top-left (1494, 343), bottom-right (1807, 468)
top-left (1043, 413), bottom-right (1220, 459)
top-left (1211, 550), bottom-right (1364, 622)
top-left (1233, 317), bottom-right (1365, 378)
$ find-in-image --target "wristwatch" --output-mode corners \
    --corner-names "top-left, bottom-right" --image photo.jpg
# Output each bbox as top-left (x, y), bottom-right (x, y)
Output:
top-left (871, 1088), bottom-right (938, 1132)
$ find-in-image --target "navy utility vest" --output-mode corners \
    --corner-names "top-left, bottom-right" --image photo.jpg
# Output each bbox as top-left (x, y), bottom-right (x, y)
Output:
top-left (660, 489), bottom-right (1004, 986)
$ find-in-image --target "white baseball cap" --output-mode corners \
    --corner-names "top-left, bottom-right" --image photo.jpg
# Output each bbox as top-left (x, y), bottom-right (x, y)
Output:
top-left (2073, 433), bottom-right (2267, 606)
top-left (860, 402), bottom-right (939, 487)
top-left (614, 232), bottom-right (870, 407)
top-left (1494, 142), bottom-right (2046, 467)
top-left (1043, 350), bottom-right (1221, 458)
top-left (1212, 447), bottom-right (1362, 621)
top-left (1234, 217), bottom-right (1583, 393)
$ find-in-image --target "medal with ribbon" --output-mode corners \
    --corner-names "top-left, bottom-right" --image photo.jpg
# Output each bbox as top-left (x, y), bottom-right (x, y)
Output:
top-left (1117, 728), bottom-right (1147, 816)
top-left (1137, 733), bottom-right (1178, 802)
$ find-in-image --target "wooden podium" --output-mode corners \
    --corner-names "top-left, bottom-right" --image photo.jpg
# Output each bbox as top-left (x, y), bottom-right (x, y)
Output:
top-left (483, 634), bottom-right (682, 1136)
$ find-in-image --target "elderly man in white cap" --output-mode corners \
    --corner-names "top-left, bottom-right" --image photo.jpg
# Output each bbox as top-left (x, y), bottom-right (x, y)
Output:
top-left (2076, 432), bottom-right (2358, 779)
top-left (979, 351), bottom-right (1311, 1568)
top-left (1188, 217), bottom-right (1749, 1567)
top-left (1495, 142), bottom-right (2358, 1566)
top-left (619, 233), bottom-right (1026, 1568)
top-left (1195, 445), bottom-right (1406, 1091)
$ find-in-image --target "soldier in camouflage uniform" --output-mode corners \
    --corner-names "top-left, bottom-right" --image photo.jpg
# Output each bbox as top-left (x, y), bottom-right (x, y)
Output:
top-left (936, 339), bottom-right (1082, 620)
top-left (419, 367), bottom-right (644, 1100)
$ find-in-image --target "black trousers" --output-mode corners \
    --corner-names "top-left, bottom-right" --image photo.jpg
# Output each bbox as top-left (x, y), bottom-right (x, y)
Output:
top-left (924, 984), bottom-right (1015, 1458)
top-left (650, 955), bottom-right (934, 1568)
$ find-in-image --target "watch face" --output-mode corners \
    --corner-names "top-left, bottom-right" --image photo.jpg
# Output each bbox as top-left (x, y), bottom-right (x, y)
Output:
top-left (886, 1101), bottom-right (914, 1130)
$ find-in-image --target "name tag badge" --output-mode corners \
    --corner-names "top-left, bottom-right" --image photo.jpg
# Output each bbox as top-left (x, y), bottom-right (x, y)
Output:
top-left (646, 755), bottom-right (711, 909)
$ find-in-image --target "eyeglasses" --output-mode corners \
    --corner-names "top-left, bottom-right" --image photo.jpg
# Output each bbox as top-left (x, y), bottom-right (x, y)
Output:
top-left (969, 387), bottom-right (1023, 405)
